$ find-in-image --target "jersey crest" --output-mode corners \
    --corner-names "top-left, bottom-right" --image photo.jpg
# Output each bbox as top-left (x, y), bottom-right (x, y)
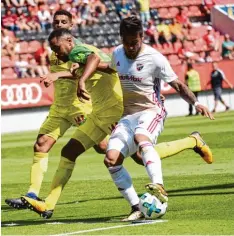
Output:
top-left (136, 63), bottom-right (144, 71)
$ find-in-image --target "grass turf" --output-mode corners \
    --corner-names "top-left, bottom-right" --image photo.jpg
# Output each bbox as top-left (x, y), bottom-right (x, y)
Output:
top-left (1, 111), bottom-right (234, 235)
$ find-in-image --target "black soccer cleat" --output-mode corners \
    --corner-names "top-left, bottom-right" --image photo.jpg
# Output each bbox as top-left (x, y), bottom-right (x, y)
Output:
top-left (5, 197), bottom-right (27, 210)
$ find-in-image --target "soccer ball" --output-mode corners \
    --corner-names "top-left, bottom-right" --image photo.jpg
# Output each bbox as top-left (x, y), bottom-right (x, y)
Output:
top-left (139, 192), bottom-right (168, 219)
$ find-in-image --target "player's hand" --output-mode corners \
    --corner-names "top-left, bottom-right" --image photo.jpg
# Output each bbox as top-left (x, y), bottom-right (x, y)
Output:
top-left (77, 80), bottom-right (90, 102)
top-left (70, 63), bottom-right (80, 76)
top-left (160, 94), bottom-right (166, 104)
top-left (195, 103), bottom-right (215, 120)
top-left (40, 73), bottom-right (57, 87)
top-left (74, 115), bottom-right (86, 126)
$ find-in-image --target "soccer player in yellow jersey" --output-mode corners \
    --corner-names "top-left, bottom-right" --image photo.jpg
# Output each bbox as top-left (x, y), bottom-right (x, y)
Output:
top-left (20, 28), bottom-right (213, 219)
top-left (5, 10), bottom-right (109, 209)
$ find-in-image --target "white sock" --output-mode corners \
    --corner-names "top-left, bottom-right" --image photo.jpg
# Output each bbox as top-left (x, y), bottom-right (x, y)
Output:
top-left (108, 165), bottom-right (139, 206)
top-left (138, 141), bottom-right (163, 185)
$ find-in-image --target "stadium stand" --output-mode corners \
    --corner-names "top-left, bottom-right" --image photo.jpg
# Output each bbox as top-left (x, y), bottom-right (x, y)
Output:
top-left (1, 0), bottom-right (234, 79)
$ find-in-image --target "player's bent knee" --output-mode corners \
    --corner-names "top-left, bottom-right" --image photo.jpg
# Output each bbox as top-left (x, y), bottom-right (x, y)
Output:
top-left (104, 150), bottom-right (124, 167)
top-left (93, 139), bottom-right (107, 154)
top-left (61, 139), bottom-right (86, 162)
top-left (34, 135), bottom-right (56, 153)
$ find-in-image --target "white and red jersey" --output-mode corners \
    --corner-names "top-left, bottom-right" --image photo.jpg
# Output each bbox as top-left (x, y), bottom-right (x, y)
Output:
top-left (111, 44), bottom-right (177, 116)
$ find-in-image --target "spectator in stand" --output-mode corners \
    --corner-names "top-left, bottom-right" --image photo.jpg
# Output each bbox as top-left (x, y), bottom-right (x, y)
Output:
top-left (8, 0), bottom-right (25, 7)
top-left (27, 11), bottom-right (42, 32)
top-left (116, 0), bottom-right (132, 19)
top-left (185, 63), bottom-right (201, 116)
top-left (169, 18), bottom-right (183, 43)
top-left (203, 26), bottom-right (219, 51)
top-left (222, 34), bottom-right (234, 59)
top-left (205, 51), bottom-right (213, 62)
top-left (156, 19), bottom-right (171, 45)
top-left (15, 8), bottom-right (32, 31)
top-left (202, 0), bottom-right (216, 15)
top-left (37, 3), bottom-right (52, 31)
top-left (145, 20), bottom-right (158, 45)
top-left (2, 29), bottom-right (15, 47)
top-left (29, 57), bottom-right (49, 77)
top-left (91, 0), bottom-right (107, 16)
top-left (78, 0), bottom-right (98, 25)
top-left (137, 0), bottom-right (150, 25)
top-left (15, 54), bottom-right (30, 78)
top-left (196, 51), bottom-right (206, 63)
top-left (177, 40), bottom-right (196, 62)
top-left (207, 62), bottom-right (233, 113)
top-left (2, 10), bottom-right (18, 31)
top-left (176, 7), bottom-right (190, 27)
top-left (34, 41), bottom-right (50, 66)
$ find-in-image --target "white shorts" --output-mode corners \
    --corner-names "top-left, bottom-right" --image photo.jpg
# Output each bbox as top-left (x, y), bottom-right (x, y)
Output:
top-left (107, 107), bottom-right (166, 158)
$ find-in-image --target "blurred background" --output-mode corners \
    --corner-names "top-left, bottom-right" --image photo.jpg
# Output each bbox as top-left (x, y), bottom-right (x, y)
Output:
top-left (1, 0), bottom-right (234, 133)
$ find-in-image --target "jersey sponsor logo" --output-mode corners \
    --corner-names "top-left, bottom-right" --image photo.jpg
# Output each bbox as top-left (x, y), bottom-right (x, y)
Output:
top-left (136, 63), bottom-right (144, 71)
top-left (119, 75), bottom-right (143, 82)
top-left (1, 83), bottom-right (42, 106)
top-left (117, 61), bottom-right (120, 66)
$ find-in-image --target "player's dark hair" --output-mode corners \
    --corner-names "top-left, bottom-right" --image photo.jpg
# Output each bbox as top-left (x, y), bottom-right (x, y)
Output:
top-left (48, 28), bottom-right (72, 44)
top-left (120, 16), bottom-right (143, 37)
top-left (53, 10), bottom-right (72, 21)
top-left (187, 63), bottom-right (193, 70)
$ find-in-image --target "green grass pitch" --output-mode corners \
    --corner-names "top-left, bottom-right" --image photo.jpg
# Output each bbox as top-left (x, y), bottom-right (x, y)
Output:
top-left (1, 111), bottom-right (234, 235)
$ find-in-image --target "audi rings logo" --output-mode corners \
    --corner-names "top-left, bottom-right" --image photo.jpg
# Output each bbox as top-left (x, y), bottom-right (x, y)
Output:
top-left (1, 83), bottom-right (42, 106)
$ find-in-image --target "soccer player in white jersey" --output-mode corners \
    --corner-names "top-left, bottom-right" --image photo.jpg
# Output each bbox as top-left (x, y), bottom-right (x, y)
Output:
top-left (104, 16), bottom-right (214, 221)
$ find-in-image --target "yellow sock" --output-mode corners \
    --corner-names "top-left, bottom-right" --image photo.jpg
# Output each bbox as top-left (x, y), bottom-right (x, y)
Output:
top-left (28, 152), bottom-right (48, 196)
top-left (45, 156), bottom-right (75, 210)
top-left (155, 137), bottom-right (196, 159)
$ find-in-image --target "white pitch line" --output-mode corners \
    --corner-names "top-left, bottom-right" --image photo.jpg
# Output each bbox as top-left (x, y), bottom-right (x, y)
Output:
top-left (52, 219), bottom-right (168, 236)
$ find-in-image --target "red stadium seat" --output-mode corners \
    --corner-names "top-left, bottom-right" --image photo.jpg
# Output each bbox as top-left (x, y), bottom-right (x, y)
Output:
top-left (28, 40), bottom-right (42, 53)
top-left (210, 51), bottom-right (222, 61)
top-left (169, 7), bottom-right (179, 17)
top-left (194, 39), bottom-right (207, 51)
top-left (158, 8), bottom-right (169, 18)
top-left (184, 41), bottom-right (195, 52)
top-left (173, 41), bottom-right (182, 52)
top-left (163, 43), bottom-right (174, 54)
top-left (2, 68), bottom-right (17, 79)
top-left (188, 6), bottom-right (202, 17)
top-left (168, 54), bottom-right (181, 65)
top-left (2, 56), bottom-right (11, 68)
top-left (19, 41), bottom-right (29, 54)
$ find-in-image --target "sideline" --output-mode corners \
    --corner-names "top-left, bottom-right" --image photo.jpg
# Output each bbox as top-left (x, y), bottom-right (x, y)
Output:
top-left (52, 219), bottom-right (168, 235)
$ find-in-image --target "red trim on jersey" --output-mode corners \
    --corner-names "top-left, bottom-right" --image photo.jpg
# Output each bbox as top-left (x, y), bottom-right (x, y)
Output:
top-left (147, 108), bottom-right (166, 134)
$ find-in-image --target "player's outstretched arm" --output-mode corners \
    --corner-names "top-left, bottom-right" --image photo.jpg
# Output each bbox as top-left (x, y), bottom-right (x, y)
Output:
top-left (169, 79), bottom-right (214, 120)
top-left (40, 71), bottom-right (75, 87)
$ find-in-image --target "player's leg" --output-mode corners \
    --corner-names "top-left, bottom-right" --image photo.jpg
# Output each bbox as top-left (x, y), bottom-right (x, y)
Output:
top-left (93, 138), bottom-right (108, 154)
top-left (219, 92), bottom-right (229, 110)
top-left (5, 115), bottom-right (71, 209)
top-left (69, 104), bottom-right (107, 154)
top-left (131, 131), bottom-right (213, 164)
top-left (212, 88), bottom-right (220, 112)
top-left (194, 92), bottom-right (199, 115)
top-left (21, 118), bottom-right (107, 218)
top-left (188, 103), bottom-right (193, 116)
top-left (134, 109), bottom-right (168, 203)
top-left (105, 121), bottom-right (143, 221)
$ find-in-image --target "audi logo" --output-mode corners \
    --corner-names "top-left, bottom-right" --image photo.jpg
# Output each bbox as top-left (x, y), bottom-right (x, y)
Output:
top-left (1, 83), bottom-right (42, 106)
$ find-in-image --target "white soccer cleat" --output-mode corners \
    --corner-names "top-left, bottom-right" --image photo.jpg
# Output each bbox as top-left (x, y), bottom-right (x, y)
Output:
top-left (121, 210), bottom-right (144, 222)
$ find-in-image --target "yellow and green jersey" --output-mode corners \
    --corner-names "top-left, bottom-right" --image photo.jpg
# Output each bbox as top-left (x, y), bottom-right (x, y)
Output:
top-left (68, 43), bottom-right (123, 114)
